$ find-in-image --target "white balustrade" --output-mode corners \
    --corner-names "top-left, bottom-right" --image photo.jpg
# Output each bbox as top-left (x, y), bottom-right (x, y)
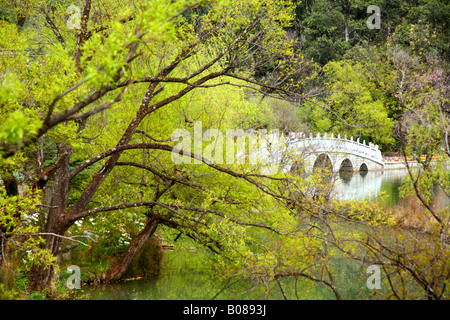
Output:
top-left (285, 132), bottom-right (383, 164)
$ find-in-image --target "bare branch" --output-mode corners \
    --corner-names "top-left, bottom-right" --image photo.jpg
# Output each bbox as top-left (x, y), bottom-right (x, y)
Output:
top-left (20, 233), bottom-right (91, 247)
top-left (41, 8), bottom-right (65, 47)
top-left (274, 271), bottom-right (342, 300)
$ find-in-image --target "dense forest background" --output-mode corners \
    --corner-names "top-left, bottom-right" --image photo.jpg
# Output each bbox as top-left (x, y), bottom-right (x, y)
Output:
top-left (0, 0), bottom-right (448, 300)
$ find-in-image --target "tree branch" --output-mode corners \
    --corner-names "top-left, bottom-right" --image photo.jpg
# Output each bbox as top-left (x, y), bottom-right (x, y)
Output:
top-left (41, 8), bottom-right (66, 48)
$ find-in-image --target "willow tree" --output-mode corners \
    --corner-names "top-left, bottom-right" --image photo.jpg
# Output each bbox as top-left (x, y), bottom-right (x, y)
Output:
top-left (0, 0), bottom-right (312, 292)
top-left (315, 43), bottom-right (449, 300)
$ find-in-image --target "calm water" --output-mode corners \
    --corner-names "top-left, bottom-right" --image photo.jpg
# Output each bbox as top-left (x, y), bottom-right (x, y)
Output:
top-left (68, 169), bottom-right (444, 300)
top-left (333, 169), bottom-right (408, 204)
top-left (70, 252), bottom-right (343, 300)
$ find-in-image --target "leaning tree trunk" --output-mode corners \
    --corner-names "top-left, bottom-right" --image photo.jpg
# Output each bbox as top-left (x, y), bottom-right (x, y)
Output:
top-left (105, 217), bottom-right (159, 281)
top-left (28, 145), bottom-right (72, 292)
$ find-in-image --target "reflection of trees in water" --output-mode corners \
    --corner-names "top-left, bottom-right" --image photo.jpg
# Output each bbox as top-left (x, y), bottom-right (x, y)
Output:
top-left (339, 171), bottom-right (353, 184)
top-left (334, 170), bottom-right (386, 201)
top-left (359, 169), bottom-right (368, 178)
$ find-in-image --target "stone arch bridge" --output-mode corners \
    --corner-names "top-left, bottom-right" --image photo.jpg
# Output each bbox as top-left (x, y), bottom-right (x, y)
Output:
top-left (281, 132), bottom-right (384, 173)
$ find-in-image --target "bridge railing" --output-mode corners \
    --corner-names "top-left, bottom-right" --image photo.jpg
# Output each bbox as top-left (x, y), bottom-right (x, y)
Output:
top-left (285, 132), bottom-right (383, 164)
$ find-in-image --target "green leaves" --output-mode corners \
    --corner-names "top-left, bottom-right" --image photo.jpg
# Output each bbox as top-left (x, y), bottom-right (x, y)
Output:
top-left (0, 109), bottom-right (40, 146)
top-left (321, 59), bottom-right (395, 145)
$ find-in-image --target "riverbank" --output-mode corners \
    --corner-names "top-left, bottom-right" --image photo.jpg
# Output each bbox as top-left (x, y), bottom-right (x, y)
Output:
top-left (382, 161), bottom-right (422, 170)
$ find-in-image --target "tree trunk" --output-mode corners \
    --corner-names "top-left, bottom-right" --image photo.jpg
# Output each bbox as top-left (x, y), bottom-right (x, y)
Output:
top-left (3, 176), bottom-right (18, 196)
top-left (105, 217), bottom-right (159, 281)
top-left (1, 176), bottom-right (19, 275)
top-left (27, 230), bottom-right (64, 292)
top-left (0, 235), bottom-right (5, 276)
top-left (28, 144), bottom-right (72, 292)
top-left (306, 0), bottom-right (315, 15)
top-left (344, 10), bottom-right (350, 42)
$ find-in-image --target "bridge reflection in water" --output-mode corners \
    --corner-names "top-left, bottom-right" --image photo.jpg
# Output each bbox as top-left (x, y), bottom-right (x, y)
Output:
top-left (333, 169), bottom-right (409, 202)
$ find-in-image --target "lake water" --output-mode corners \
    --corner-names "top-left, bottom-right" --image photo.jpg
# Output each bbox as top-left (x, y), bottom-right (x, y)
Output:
top-left (67, 168), bottom-right (445, 300)
top-left (333, 169), bottom-right (407, 204)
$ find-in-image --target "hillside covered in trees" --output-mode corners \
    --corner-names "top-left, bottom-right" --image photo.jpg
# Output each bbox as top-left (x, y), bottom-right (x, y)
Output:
top-left (0, 0), bottom-right (448, 300)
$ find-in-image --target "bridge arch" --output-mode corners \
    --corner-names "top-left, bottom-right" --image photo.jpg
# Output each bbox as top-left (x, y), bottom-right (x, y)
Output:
top-left (339, 158), bottom-right (353, 172)
top-left (313, 154), bottom-right (333, 172)
top-left (359, 163), bottom-right (368, 172)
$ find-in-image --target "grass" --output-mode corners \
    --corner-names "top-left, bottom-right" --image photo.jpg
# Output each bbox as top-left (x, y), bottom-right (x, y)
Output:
top-left (390, 194), bottom-right (442, 233)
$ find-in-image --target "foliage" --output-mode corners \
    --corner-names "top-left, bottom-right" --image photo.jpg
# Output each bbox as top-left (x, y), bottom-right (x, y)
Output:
top-left (321, 59), bottom-right (395, 145)
top-left (0, 0), bottom-right (448, 301)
